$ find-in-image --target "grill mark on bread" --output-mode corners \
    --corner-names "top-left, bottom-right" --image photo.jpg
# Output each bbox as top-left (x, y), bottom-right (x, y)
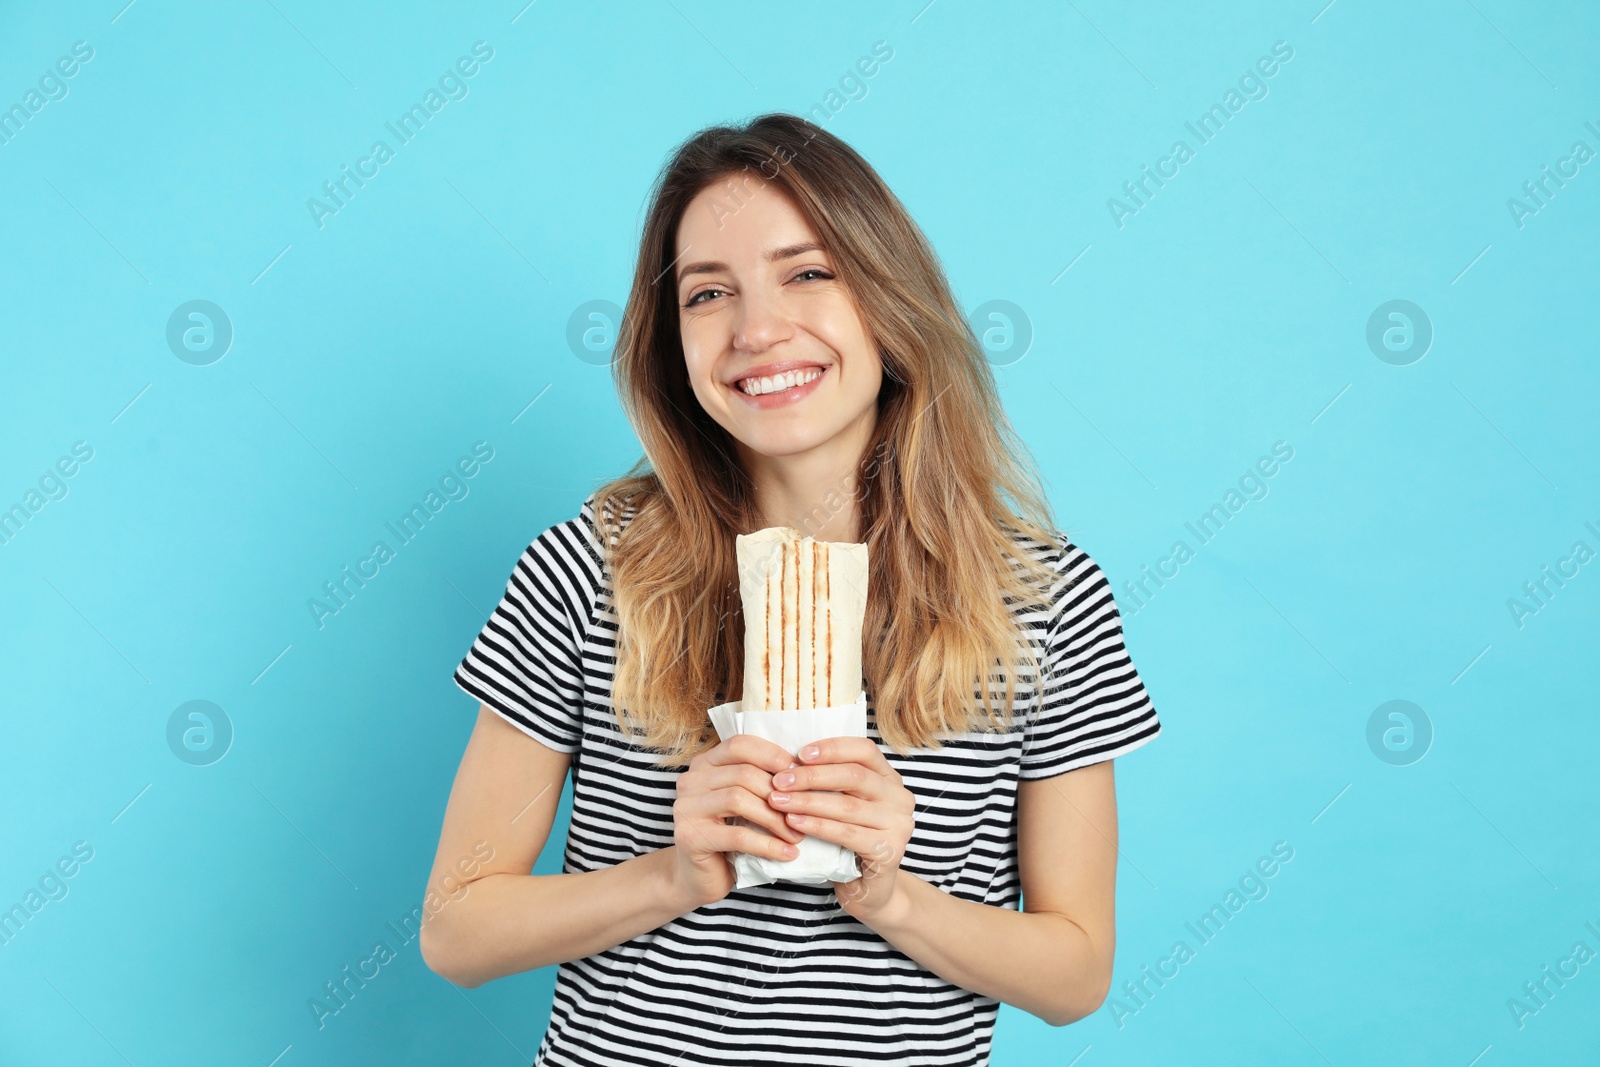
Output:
top-left (823, 545), bottom-right (832, 706)
top-left (786, 539), bottom-right (799, 709)
top-left (810, 540), bottom-right (818, 708)
top-left (763, 550), bottom-right (773, 710)
top-left (780, 541), bottom-right (789, 709)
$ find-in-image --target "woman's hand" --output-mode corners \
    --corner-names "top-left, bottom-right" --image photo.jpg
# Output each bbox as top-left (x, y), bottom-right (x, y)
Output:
top-left (667, 733), bottom-right (808, 910)
top-left (765, 737), bottom-right (917, 922)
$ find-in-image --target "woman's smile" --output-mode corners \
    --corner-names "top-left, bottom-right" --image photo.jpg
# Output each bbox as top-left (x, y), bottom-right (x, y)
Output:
top-left (729, 363), bottom-right (830, 409)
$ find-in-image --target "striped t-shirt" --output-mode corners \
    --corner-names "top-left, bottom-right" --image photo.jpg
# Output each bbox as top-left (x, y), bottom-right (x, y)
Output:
top-left (453, 492), bottom-right (1162, 1066)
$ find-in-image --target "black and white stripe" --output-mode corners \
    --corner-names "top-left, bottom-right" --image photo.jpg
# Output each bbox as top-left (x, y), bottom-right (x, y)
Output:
top-left (453, 493), bottom-right (1161, 1066)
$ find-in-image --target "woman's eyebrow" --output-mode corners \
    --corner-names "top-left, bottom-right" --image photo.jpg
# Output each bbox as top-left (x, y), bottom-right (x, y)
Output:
top-left (676, 242), bottom-right (827, 287)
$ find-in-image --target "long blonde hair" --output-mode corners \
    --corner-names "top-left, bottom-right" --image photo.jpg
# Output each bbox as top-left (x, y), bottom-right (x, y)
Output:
top-left (595, 112), bottom-right (1063, 767)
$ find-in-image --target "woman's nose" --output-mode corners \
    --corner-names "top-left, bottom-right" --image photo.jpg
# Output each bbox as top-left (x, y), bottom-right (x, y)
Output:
top-left (732, 286), bottom-right (791, 350)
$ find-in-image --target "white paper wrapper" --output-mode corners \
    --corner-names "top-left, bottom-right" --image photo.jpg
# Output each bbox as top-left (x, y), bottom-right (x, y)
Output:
top-left (705, 690), bottom-right (869, 888)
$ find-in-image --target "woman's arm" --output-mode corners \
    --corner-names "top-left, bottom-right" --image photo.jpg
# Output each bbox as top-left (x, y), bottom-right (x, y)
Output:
top-left (847, 761), bottom-right (1120, 1026)
top-left (419, 705), bottom-right (696, 988)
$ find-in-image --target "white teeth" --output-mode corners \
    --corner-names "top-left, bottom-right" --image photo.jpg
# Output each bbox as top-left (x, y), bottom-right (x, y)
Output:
top-left (738, 368), bottom-right (823, 396)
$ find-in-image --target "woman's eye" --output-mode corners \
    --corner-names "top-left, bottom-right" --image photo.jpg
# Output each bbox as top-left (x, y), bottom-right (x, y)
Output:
top-left (684, 287), bottom-right (725, 308)
top-left (683, 271), bottom-right (831, 308)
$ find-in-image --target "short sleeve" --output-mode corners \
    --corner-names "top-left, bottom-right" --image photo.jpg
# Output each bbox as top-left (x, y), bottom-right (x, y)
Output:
top-left (451, 497), bottom-right (604, 754)
top-left (1019, 539), bottom-right (1162, 780)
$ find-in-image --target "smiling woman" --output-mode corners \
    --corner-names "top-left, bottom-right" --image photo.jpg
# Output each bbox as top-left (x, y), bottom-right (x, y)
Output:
top-left (422, 112), bottom-right (1162, 1066)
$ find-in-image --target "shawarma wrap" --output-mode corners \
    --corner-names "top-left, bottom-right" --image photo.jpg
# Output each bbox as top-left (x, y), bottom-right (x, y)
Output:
top-left (735, 527), bottom-right (868, 711)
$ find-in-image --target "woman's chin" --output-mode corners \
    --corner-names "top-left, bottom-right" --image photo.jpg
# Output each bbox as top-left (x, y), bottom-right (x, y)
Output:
top-left (733, 427), bottom-right (837, 462)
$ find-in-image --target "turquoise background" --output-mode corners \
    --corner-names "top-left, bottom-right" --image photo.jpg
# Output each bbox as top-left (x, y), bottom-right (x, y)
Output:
top-left (2, 0), bottom-right (1597, 1063)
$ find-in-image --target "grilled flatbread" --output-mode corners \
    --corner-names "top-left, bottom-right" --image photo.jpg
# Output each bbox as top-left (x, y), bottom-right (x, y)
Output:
top-left (736, 527), bottom-right (867, 710)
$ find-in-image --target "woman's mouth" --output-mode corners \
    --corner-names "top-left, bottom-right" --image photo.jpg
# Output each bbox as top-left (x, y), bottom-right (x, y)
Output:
top-left (730, 365), bottom-right (828, 409)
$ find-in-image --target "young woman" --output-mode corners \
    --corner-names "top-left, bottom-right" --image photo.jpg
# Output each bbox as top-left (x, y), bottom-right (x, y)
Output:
top-left (421, 112), bottom-right (1162, 1066)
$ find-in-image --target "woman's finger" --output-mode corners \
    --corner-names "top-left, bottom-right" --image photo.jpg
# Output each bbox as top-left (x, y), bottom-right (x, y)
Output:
top-left (722, 761), bottom-right (794, 806)
top-left (767, 788), bottom-right (892, 831)
top-left (797, 736), bottom-right (892, 775)
top-left (774, 760), bottom-right (886, 800)
top-left (705, 733), bottom-right (798, 775)
top-left (779, 811), bottom-right (879, 854)
top-left (696, 815), bottom-right (799, 861)
top-left (718, 785), bottom-right (807, 844)
top-left (679, 767), bottom-right (806, 843)
top-left (733, 825), bottom-right (801, 861)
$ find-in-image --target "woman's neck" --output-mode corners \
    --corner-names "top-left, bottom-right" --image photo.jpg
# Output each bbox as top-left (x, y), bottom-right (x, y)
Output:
top-left (738, 418), bottom-right (873, 543)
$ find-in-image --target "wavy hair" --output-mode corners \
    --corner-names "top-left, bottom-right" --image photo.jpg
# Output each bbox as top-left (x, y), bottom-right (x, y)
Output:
top-left (593, 112), bottom-right (1063, 768)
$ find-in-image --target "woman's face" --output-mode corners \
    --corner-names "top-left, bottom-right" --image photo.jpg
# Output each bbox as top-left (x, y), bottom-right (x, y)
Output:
top-left (675, 180), bottom-right (882, 464)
